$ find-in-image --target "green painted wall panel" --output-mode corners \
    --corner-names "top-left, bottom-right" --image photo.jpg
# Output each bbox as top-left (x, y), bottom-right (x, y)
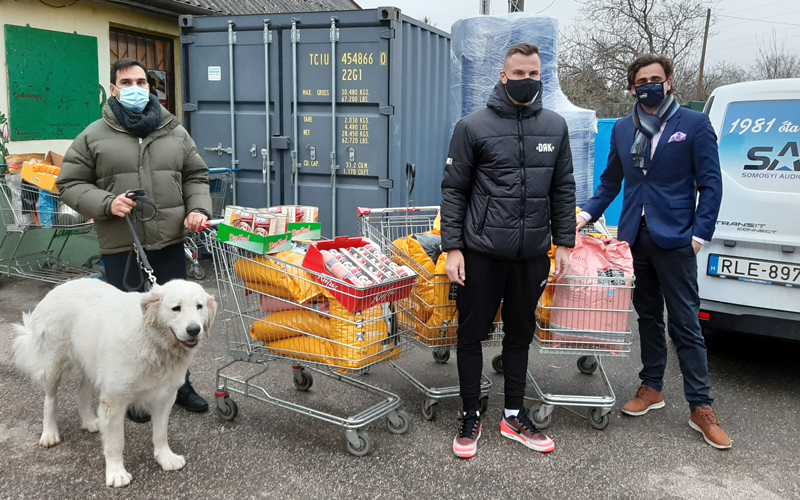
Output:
top-left (4, 25), bottom-right (102, 141)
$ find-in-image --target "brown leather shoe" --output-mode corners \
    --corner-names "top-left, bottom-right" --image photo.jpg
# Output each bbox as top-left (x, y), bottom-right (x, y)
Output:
top-left (690, 406), bottom-right (732, 449)
top-left (621, 385), bottom-right (665, 416)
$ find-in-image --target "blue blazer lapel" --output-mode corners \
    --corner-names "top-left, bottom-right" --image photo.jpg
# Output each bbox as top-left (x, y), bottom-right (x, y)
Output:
top-left (650, 109), bottom-right (682, 167)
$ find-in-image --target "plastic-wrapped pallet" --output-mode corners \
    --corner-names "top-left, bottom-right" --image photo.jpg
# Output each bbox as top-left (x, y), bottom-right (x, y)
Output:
top-left (450, 13), bottom-right (597, 207)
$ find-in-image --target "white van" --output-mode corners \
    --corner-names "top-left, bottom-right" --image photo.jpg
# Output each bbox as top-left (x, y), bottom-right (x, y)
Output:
top-left (698, 78), bottom-right (800, 341)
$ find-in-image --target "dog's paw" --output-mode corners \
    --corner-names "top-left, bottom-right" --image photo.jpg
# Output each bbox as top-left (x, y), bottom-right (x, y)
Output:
top-left (105, 467), bottom-right (132, 488)
top-left (155, 451), bottom-right (186, 471)
top-left (81, 419), bottom-right (100, 433)
top-left (38, 431), bottom-right (61, 448)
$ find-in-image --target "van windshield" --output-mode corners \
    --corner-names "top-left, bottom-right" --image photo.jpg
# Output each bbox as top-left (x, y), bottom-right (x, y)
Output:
top-left (703, 95), bottom-right (714, 115)
top-left (719, 100), bottom-right (800, 193)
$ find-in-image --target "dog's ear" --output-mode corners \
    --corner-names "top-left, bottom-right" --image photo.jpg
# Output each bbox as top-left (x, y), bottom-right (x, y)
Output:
top-left (204, 294), bottom-right (218, 335)
top-left (141, 289), bottom-right (163, 328)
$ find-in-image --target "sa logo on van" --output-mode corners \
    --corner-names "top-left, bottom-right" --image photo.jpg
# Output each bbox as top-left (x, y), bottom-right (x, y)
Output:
top-left (745, 142), bottom-right (800, 171)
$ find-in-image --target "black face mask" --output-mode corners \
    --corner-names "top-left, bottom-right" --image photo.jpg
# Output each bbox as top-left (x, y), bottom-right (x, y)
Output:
top-left (504, 78), bottom-right (542, 105)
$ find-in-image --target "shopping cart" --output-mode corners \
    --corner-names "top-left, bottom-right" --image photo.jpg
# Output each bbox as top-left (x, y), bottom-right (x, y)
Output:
top-left (0, 169), bottom-right (101, 283)
top-left (185, 168), bottom-right (239, 280)
top-left (524, 274), bottom-right (635, 430)
top-left (206, 230), bottom-right (413, 456)
top-left (358, 206), bottom-right (496, 421)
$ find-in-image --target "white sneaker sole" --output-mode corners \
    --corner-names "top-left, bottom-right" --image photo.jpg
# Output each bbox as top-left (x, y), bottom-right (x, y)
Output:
top-left (500, 429), bottom-right (555, 453)
top-left (453, 427), bottom-right (482, 459)
top-left (621, 400), bottom-right (665, 416)
top-left (689, 420), bottom-right (732, 450)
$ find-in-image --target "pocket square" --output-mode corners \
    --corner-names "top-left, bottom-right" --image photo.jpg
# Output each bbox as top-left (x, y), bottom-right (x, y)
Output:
top-left (668, 131), bottom-right (687, 143)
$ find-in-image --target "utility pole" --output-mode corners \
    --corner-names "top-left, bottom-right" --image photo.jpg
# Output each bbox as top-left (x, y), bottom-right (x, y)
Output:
top-left (509, 0), bottom-right (525, 12)
top-left (479, 0), bottom-right (490, 15)
top-left (697, 8), bottom-right (711, 100)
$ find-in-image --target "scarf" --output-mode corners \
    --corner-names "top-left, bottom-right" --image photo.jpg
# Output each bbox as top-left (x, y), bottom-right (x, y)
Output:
top-left (630, 94), bottom-right (680, 171)
top-left (108, 94), bottom-right (162, 139)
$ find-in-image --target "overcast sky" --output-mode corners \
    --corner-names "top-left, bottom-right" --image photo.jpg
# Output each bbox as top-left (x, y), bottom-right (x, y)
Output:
top-left (356, 0), bottom-right (800, 66)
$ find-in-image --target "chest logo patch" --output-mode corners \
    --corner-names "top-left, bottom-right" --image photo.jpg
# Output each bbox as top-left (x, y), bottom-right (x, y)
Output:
top-left (536, 143), bottom-right (554, 153)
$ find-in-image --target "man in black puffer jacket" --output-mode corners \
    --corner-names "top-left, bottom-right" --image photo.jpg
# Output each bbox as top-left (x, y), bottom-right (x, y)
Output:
top-left (442, 43), bottom-right (576, 459)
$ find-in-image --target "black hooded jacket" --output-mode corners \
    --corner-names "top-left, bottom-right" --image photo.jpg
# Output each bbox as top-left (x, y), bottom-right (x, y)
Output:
top-left (441, 81), bottom-right (577, 260)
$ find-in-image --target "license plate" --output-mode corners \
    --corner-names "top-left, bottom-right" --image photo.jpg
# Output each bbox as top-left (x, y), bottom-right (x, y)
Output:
top-left (707, 254), bottom-right (800, 287)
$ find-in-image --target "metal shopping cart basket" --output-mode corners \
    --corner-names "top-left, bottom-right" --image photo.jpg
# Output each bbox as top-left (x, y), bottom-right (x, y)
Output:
top-left (358, 206), bottom-right (496, 421)
top-left (205, 230), bottom-right (412, 456)
top-left (526, 273), bottom-right (635, 430)
top-left (185, 168), bottom-right (239, 280)
top-left (0, 169), bottom-right (101, 283)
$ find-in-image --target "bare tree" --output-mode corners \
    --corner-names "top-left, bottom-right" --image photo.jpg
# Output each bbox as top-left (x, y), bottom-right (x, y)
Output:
top-left (559, 0), bottom-right (714, 116)
top-left (701, 60), bottom-right (747, 97)
top-left (419, 15), bottom-right (437, 28)
top-left (750, 32), bottom-right (800, 80)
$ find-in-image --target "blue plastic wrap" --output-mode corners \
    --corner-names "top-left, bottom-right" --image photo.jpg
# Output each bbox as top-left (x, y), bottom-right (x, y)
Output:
top-left (38, 190), bottom-right (58, 228)
top-left (450, 13), bottom-right (597, 206)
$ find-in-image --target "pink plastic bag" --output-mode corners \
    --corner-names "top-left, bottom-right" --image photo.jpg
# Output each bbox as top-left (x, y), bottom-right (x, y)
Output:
top-left (550, 234), bottom-right (634, 342)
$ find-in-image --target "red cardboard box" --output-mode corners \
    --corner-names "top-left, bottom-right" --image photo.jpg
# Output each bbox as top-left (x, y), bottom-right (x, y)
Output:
top-left (303, 236), bottom-right (415, 314)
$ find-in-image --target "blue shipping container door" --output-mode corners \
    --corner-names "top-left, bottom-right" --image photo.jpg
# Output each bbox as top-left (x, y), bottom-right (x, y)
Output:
top-left (592, 118), bottom-right (623, 227)
top-left (180, 9), bottom-right (451, 238)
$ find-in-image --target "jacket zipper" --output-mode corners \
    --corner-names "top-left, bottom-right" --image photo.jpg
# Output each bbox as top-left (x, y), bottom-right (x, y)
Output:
top-left (516, 108), bottom-right (526, 259)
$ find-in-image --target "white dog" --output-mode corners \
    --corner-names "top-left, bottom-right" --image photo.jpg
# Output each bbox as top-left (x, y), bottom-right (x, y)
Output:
top-left (13, 278), bottom-right (216, 487)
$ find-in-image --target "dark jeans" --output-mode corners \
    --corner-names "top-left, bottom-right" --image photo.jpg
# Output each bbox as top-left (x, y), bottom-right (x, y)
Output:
top-left (456, 249), bottom-right (550, 413)
top-left (632, 225), bottom-right (713, 410)
top-left (103, 242), bottom-right (187, 292)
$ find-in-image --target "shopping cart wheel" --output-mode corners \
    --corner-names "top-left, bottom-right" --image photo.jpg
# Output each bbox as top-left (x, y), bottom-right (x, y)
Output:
top-left (421, 400), bottom-right (438, 421)
top-left (531, 405), bottom-right (552, 429)
top-left (345, 430), bottom-right (371, 457)
top-left (293, 368), bottom-right (314, 391)
top-left (387, 410), bottom-right (410, 435)
top-left (577, 356), bottom-right (598, 375)
top-left (491, 354), bottom-right (504, 374)
top-left (589, 408), bottom-right (610, 430)
top-left (186, 261), bottom-right (205, 280)
top-left (432, 349), bottom-right (450, 364)
top-left (479, 396), bottom-right (489, 415)
top-left (216, 397), bottom-right (238, 422)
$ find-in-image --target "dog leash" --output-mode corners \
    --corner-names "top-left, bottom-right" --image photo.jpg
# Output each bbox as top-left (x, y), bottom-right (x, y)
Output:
top-left (123, 188), bottom-right (159, 291)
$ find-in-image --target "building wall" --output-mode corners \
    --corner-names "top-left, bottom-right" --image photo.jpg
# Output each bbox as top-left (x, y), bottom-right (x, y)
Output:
top-left (1, 0), bottom-right (183, 157)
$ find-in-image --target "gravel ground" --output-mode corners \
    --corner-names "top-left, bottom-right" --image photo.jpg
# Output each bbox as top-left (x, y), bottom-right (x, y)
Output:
top-left (0, 262), bottom-right (798, 499)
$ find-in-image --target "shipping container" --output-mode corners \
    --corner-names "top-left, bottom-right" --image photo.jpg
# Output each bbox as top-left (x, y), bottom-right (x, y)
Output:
top-left (179, 8), bottom-right (451, 237)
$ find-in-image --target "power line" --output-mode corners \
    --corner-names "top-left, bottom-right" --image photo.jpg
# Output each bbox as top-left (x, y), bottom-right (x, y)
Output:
top-left (714, 8), bottom-right (800, 30)
top-left (706, 31), bottom-right (800, 54)
top-left (718, 14), bottom-right (800, 27)
top-left (707, 24), bottom-right (798, 46)
top-left (535, 0), bottom-right (556, 14)
top-left (722, 0), bottom-right (793, 16)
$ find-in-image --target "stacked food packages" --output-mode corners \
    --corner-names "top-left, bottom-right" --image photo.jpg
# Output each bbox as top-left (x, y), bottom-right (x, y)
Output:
top-left (224, 206), bottom-right (289, 237)
top-left (233, 238), bottom-right (416, 371)
top-left (3, 152), bottom-right (86, 229)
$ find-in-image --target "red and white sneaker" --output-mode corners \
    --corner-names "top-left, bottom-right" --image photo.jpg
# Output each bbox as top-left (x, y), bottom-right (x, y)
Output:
top-left (453, 411), bottom-right (482, 459)
top-left (500, 408), bottom-right (555, 453)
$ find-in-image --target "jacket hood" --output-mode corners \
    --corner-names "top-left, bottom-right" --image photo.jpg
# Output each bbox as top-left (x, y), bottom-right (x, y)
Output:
top-left (486, 80), bottom-right (543, 119)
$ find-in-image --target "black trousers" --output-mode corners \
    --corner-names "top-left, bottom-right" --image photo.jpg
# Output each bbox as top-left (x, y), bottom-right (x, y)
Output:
top-left (632, 225), bottom-right (713, 410)
top-left (102, 242), bottom-right (187, 292)
top-left (456, 249), bottom-right (550, 413)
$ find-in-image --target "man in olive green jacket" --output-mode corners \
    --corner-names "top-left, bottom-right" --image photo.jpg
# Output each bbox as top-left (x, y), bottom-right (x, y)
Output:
top-left (57, 58), bottom-right (212, 421)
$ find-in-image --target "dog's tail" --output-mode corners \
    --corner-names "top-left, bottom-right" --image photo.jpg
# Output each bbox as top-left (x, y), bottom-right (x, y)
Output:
top-left (12, 312), bottom-right (49, 382)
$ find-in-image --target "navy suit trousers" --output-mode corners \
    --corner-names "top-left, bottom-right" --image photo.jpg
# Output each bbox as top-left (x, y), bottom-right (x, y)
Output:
top-left (632, 225), bottom-right (712, 410)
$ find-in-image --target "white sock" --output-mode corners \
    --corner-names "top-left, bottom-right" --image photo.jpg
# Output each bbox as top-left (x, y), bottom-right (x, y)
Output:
top-left (504, 409), bottom-right (520, 418)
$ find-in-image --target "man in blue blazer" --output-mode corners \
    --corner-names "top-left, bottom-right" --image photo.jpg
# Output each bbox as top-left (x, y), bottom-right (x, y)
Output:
top-left (577, 54), bottom-right (731, 449)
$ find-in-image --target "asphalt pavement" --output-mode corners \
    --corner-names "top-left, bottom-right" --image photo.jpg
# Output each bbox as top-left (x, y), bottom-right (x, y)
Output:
top-left (0, 261), bottom-right (798, 499)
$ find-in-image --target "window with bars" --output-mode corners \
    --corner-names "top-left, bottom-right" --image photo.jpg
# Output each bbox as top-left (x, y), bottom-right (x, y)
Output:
top-left (109, 27), bottom-right (175, 114)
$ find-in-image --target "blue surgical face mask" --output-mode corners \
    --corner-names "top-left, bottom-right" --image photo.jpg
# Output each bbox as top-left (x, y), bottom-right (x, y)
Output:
top-left (635, 82), bottom-right (666, 108)
top-left (114, 85), bottom-right (150, 113)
